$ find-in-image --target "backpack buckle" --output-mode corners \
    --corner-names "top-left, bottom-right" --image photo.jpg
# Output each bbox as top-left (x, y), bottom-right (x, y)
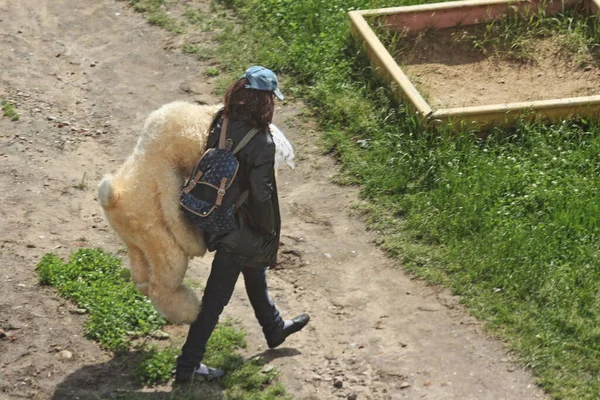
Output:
top-left (218, 189), bottom-right (226, 196)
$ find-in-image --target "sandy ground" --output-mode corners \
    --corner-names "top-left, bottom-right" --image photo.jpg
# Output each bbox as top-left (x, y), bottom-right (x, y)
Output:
top-left (1, 1), bottom-right (548, 399)
top-left (400, 28), bottom-right (600, 109)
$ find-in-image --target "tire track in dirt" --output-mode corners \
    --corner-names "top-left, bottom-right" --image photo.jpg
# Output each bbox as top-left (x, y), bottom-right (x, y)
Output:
top-left (0, 1), bottom-right (546, 399)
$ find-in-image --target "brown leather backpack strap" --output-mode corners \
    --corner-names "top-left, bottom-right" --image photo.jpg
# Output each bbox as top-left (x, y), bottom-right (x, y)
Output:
top-left (218, 117), bottom-right (229, 150)
top-left (182, 171), bottom-right (204, 194)
top-left (215, 177), bottom-right (228, 206)
top-left (232, 128), bottom-right (260, 155)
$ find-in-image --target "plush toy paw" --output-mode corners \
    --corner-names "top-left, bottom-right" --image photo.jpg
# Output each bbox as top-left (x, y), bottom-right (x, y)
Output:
top-left (149, 284), bottom-right (200, 324)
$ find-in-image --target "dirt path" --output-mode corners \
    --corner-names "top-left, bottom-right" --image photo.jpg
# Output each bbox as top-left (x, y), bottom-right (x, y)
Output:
top-left (0, 1), bottom-right (546, 399)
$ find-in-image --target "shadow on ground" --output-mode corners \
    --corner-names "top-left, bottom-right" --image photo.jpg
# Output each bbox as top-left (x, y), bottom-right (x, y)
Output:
top-left (50, 347), bottom-right (302, 399)
top-left (252, 347), bottom-right (302, 363)
top-left (50, 350), bottom-right (222, 400)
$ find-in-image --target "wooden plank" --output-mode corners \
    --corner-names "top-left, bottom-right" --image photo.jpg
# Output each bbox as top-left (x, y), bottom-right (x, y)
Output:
top-left (349, 11), bottom-right (432, 117)
top-left (380, 0), bottom-right (578, 33)
top-left (360, 0), bottom-right (579, 18)
top-left (431, 95), bottom-right (600, 128)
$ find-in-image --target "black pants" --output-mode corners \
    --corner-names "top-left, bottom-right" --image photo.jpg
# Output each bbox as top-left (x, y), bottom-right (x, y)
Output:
top-left (176, 250), bottom-right (284, 372)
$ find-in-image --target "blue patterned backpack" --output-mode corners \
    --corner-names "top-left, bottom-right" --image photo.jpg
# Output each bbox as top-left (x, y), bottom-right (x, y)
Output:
top-left (180, 117), bottom-right (259, 234)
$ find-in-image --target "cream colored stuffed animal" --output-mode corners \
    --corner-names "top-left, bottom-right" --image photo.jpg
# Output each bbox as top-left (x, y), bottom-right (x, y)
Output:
top-left (98, 101), bottom-right (221, 324)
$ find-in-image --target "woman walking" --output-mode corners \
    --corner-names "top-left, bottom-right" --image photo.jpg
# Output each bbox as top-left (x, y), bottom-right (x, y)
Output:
top-left (175, 66), bottom-right (310, 383)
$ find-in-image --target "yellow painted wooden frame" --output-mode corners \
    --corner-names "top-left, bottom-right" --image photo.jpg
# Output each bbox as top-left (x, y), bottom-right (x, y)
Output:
top-left (349, 0), bottom-right (600, 129)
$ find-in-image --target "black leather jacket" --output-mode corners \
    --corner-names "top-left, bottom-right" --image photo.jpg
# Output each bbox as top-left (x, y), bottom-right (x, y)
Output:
top-left (204, 110), bottom-right (281, 268)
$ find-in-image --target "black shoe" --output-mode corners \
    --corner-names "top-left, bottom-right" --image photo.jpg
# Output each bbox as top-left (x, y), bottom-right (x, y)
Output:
top-left (174, 368), bottom-right (194, 384)
top-left (267, 314), bottom-right (310, 349)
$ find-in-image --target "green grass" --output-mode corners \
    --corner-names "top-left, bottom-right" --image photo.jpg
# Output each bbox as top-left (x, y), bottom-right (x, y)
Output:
top-left (1, 100), bottom-right (20, 121)
top-left (128, 0), bottom-right (183, 33)
top-left (184, 8), bottom-right (221, 32)
top-left (37, 248), bottom-right (288, 397)
top-left (182, 44), bottom-right (216, 61)
top-left (129, 0), bottom-right (164, 13)
top-left (146, 11), bottom-right (184, 33)
top-left (134, 345), bottom-right (181, 385)
top-left (204, 67), bottom-right (221, 77)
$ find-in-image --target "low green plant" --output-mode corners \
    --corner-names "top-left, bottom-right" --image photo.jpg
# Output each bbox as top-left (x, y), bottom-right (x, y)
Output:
top-left (146, 11), bottom-right (184, 33)
top-left (182, 44), bottom-right (216, 61)
top-left (223, 357), bottom-right (287, 399)
top-left (127, 0), bottom-right (183, 33)
top-left (36, 249), bottom-right (166, 352)
top-left (184, 9), bottom-right (219, 32)
top-left (129, 0), bottom-right (164, 13)
top-left (1, 100), bottom-right (19, 121)
top-left (204, 67), bottom-right (221, 77)
top-left (135, 345), bottom-right (180, 385)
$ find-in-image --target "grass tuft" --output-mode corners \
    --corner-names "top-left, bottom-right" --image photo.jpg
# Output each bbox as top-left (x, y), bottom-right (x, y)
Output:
top-left (182, 44), bottom-right (216, 61)
top-left (204, 67), bottom-right (220, 77)
top-left (1, 100), bottom-right (20, 121)
top-left (134, 345), bottom-right (180, 385)
top-left (146, 11), bottom-right (184, 33)
top-left (184, 8), bottom-right (220, 32)
top-left (127, 0), bottom-right (183, 33)
top-left (129, 0), bottom-right (164, 13)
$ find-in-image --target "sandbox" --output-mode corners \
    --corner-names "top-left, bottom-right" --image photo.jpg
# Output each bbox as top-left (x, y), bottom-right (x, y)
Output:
top-left (349, 0), bottom-right (600, 129)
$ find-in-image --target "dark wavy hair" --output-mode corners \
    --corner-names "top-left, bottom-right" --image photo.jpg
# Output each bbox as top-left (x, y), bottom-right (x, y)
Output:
top-left (223, 78), bottom-right (275, 129)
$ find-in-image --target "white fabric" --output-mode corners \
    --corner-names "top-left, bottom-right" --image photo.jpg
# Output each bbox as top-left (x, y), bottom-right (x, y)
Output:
top-left (284, 320), bottom-right (293, 329)
top-left (195, 363), bottom-right (209, 375)
top-left (269, 124), bottom-right (295, 170)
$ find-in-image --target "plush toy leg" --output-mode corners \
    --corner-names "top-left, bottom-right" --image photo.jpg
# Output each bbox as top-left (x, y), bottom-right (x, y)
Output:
top-left (126, 243), bottom-right (150, 297)
top-left (144, 231), bottom-right (200, 324)
top-left (147, 251), bottom-right (200, 324)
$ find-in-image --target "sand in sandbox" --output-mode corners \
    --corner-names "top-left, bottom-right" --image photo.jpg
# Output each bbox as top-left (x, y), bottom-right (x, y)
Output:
top-left (397, 27), bottom-right (600, 110)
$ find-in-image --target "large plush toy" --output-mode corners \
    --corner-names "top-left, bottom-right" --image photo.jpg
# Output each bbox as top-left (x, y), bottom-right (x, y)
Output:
top-left (97, 101), bottom-right (294, 324)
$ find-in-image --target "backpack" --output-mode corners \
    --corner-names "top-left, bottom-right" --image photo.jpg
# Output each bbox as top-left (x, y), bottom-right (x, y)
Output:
top-left (180, 116), bottom-right (259, 234)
